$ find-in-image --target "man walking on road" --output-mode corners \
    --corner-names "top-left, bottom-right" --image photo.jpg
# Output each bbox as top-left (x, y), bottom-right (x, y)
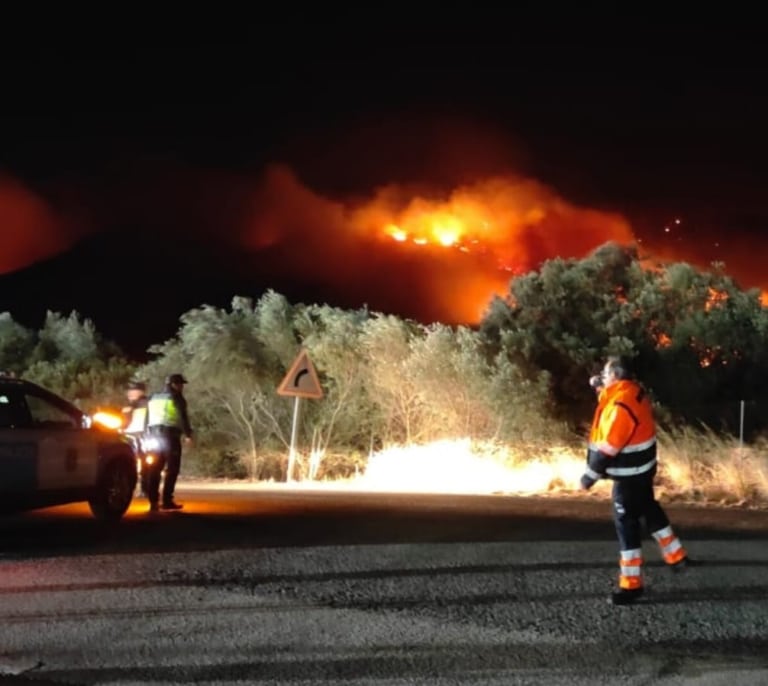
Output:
top-left (581, 355), bottom-right (689, 605)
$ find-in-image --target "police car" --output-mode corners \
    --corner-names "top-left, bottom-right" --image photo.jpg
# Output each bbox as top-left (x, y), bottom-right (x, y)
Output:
top-left (0, 375), bottom-right (137, 521)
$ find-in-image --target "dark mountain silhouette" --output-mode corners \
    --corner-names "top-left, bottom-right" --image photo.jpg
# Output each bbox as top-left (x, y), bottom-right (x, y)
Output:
top-left (0, 233), bottom-right (270, 359)
top-left (0, 232), bottom-right (392, 360)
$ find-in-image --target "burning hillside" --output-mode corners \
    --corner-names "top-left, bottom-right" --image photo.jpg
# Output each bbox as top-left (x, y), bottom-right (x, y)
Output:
top-left (240, 166), bottom-right (635, 323)
top-left (2, 158), bottom-right (766, 329)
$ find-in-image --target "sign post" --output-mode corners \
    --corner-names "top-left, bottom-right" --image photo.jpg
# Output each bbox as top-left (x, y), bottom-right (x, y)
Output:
top-left (276, 349), bottom-right (323, 481)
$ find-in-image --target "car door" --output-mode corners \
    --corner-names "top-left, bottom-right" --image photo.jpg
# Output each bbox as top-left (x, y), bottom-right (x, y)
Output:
top-left (23, 390), bottom-right (99, 491)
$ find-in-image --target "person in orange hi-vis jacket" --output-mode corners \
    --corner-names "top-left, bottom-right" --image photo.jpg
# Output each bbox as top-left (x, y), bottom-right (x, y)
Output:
top-left (581, 355), bottom-right (689, 605)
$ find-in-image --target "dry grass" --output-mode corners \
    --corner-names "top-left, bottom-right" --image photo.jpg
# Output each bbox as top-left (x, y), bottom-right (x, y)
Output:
top-left (208, 430), bottom-right (768, 509)
top-left (351, 431), bottom-right (768, 507)
top-left (656, 427), bottom-right (768, 507)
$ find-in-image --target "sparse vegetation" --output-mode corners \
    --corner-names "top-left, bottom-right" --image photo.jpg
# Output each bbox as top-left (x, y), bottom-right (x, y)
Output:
top-left (656, 428), bottom-right (768, 506)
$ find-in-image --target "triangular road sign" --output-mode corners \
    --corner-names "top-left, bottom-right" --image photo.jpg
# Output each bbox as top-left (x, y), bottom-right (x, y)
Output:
top-left (277, 349), bottom-right (323, 399)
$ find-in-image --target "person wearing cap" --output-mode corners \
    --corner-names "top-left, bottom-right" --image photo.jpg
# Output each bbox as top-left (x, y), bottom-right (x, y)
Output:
top-left (122, 380), bottom-right (150, 496)
top-left (145, 373), bottom-right (193, 512)
top-left (581, 355), bottom-right (689, 605)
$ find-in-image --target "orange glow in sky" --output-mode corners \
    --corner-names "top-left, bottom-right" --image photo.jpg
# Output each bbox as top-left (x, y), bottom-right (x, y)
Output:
top-left (5, 161), bottom-right (768, 328)
top-left (242, 167), bottom-right (635, 324)
top-left (0, 176), bottom-right (79, 274)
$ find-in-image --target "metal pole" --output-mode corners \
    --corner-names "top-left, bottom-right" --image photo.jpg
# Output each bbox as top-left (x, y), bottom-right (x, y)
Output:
top-left (739, 400), bottom-right (745, 453)
top-left (286, 396), bottom-right (302, 482)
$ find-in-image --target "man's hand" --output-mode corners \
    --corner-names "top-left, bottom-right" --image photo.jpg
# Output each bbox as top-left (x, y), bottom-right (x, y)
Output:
top-left (579, 473), bottom-right (596, 491)
top-left (183, 435), bottom-right (193, 447)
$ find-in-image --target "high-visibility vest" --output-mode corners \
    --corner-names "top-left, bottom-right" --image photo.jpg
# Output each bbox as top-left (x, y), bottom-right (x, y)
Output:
top-left (588, 380), bottom-right (657, 477)
top-left (147, 392), bottom-right (182, 430)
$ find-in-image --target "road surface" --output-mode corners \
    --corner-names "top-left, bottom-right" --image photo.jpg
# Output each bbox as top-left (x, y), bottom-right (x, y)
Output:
top-left (1, 484), bottom-right (767, 685)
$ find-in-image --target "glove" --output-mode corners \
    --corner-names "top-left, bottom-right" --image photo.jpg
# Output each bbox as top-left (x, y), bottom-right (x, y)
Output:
top-left (580, 473), bottom-right (597, 490)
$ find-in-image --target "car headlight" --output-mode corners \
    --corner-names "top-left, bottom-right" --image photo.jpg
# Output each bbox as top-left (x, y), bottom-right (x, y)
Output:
top-left (141, 435), bottom-right (161, 452)
top-left (92, 411), bottom-right (123, 431)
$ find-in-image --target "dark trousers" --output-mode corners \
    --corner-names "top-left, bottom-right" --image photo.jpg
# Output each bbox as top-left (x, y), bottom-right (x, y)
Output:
top-left (146, 428), bottom-right (183, 505)
top-left (612, 465), bottom-right (670, 550)
top-left (162, 434), bottom-right (182, 503)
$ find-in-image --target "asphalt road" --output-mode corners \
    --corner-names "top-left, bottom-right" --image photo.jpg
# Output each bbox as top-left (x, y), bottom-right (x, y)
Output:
top-left (1, 486), bottom-right (767, 685)
top-left (2, 486), bottom-right (767, 557)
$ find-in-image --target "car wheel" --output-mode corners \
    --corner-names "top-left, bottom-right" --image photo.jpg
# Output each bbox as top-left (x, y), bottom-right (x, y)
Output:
top-left (88, 461), bottom-right (136, 522)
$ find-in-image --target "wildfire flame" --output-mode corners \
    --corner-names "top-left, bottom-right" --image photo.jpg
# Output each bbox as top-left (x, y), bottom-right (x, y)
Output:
top-left (350, 176), bottom-right (635, 276)
top-left (705, 286), bottom-right (729, 312)
top-left (5, 157), bottom-right (768, 328)
top-left (241, 167), bottom-right (768, 326)
top-left (358, 439), bottom-right (589, 495)
top-left (243, 170), bottom-right (636, 324)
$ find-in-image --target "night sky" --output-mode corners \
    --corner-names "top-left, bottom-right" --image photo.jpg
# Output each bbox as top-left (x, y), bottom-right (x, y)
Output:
top-left (2, 21), bottom-right (767, 357)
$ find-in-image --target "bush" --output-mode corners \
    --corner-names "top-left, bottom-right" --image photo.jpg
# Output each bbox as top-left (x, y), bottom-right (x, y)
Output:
top-left (188, 448), bottom-right (249, 479)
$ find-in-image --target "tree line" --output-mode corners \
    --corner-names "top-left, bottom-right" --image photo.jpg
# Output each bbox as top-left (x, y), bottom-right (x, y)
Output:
top-left (3, 242), bottom-right (767, 478)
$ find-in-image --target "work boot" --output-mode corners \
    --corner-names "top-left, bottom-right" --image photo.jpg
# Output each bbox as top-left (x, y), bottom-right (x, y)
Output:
top-left (161, 500), bottom-right (183, 511)
top-left (611, 587), bottom-right (644, 606)
top-left (669, 556), bottom-right (694, 573)
top-left (148, 502), bottom-right (159, 514)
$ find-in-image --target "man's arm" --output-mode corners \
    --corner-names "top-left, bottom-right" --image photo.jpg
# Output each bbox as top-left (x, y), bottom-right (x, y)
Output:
top-left (176, 395), bottom-right (193, 438)
top-left (580, 448), bottom-right (610, 490)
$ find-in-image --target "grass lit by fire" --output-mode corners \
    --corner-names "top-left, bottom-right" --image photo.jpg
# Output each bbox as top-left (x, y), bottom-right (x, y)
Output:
top-left (211, 435), bottom-right (768, 508)
top-left (316, 435), bottom-right (768, 507)
top-left (358, 439), bottom-right (586, 495)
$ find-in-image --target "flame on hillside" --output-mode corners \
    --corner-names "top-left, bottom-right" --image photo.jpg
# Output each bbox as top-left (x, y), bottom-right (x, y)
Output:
top-left (705, 286), bottom-right (729, 311)
top-left (4, 158), bottom-right (768, 329)
top-left (242, 167), bottom-right (635, 324)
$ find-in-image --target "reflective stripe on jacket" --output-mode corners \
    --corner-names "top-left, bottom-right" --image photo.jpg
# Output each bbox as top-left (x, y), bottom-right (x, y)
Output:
top-left (587, 379), bottom-right (657, 479)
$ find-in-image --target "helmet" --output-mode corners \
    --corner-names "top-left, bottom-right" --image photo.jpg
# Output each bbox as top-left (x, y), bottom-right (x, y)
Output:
top-left (127, 380), bottom-right (147, 392)
top-left (166, 373), bottom-right (188, 386)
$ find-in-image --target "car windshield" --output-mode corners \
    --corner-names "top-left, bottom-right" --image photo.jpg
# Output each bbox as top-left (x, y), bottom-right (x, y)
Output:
top-left (0, 383), bottom-right (85, 431)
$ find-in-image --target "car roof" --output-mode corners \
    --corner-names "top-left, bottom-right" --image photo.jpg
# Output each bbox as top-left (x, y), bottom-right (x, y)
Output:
top-left (1, 375), bottom-right (40, 389)
top-left (0, 376), bottom-right (85, 416)
top-left (0, 375), bottom-right (29, 389)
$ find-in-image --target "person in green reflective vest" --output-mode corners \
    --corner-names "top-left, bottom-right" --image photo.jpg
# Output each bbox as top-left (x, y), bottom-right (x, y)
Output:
top-left (145, 373), bottom-right (193, 512)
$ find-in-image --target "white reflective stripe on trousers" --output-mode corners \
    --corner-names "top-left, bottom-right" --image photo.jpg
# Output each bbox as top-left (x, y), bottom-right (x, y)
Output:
top-left (606, 458), bottom-right (657, 477)
top-left (619, 548), bottom-right (643, 577)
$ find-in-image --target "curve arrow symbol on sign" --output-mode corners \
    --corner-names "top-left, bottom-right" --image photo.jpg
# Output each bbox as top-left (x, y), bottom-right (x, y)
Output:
top-left (293, 369), bottom-right (309, 387)
top-left (277, 349), bottom-right (324, 399)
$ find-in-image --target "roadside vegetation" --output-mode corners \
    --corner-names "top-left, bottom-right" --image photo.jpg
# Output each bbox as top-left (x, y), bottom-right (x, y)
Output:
top-left (3, 242), bottom-right (768, 506)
